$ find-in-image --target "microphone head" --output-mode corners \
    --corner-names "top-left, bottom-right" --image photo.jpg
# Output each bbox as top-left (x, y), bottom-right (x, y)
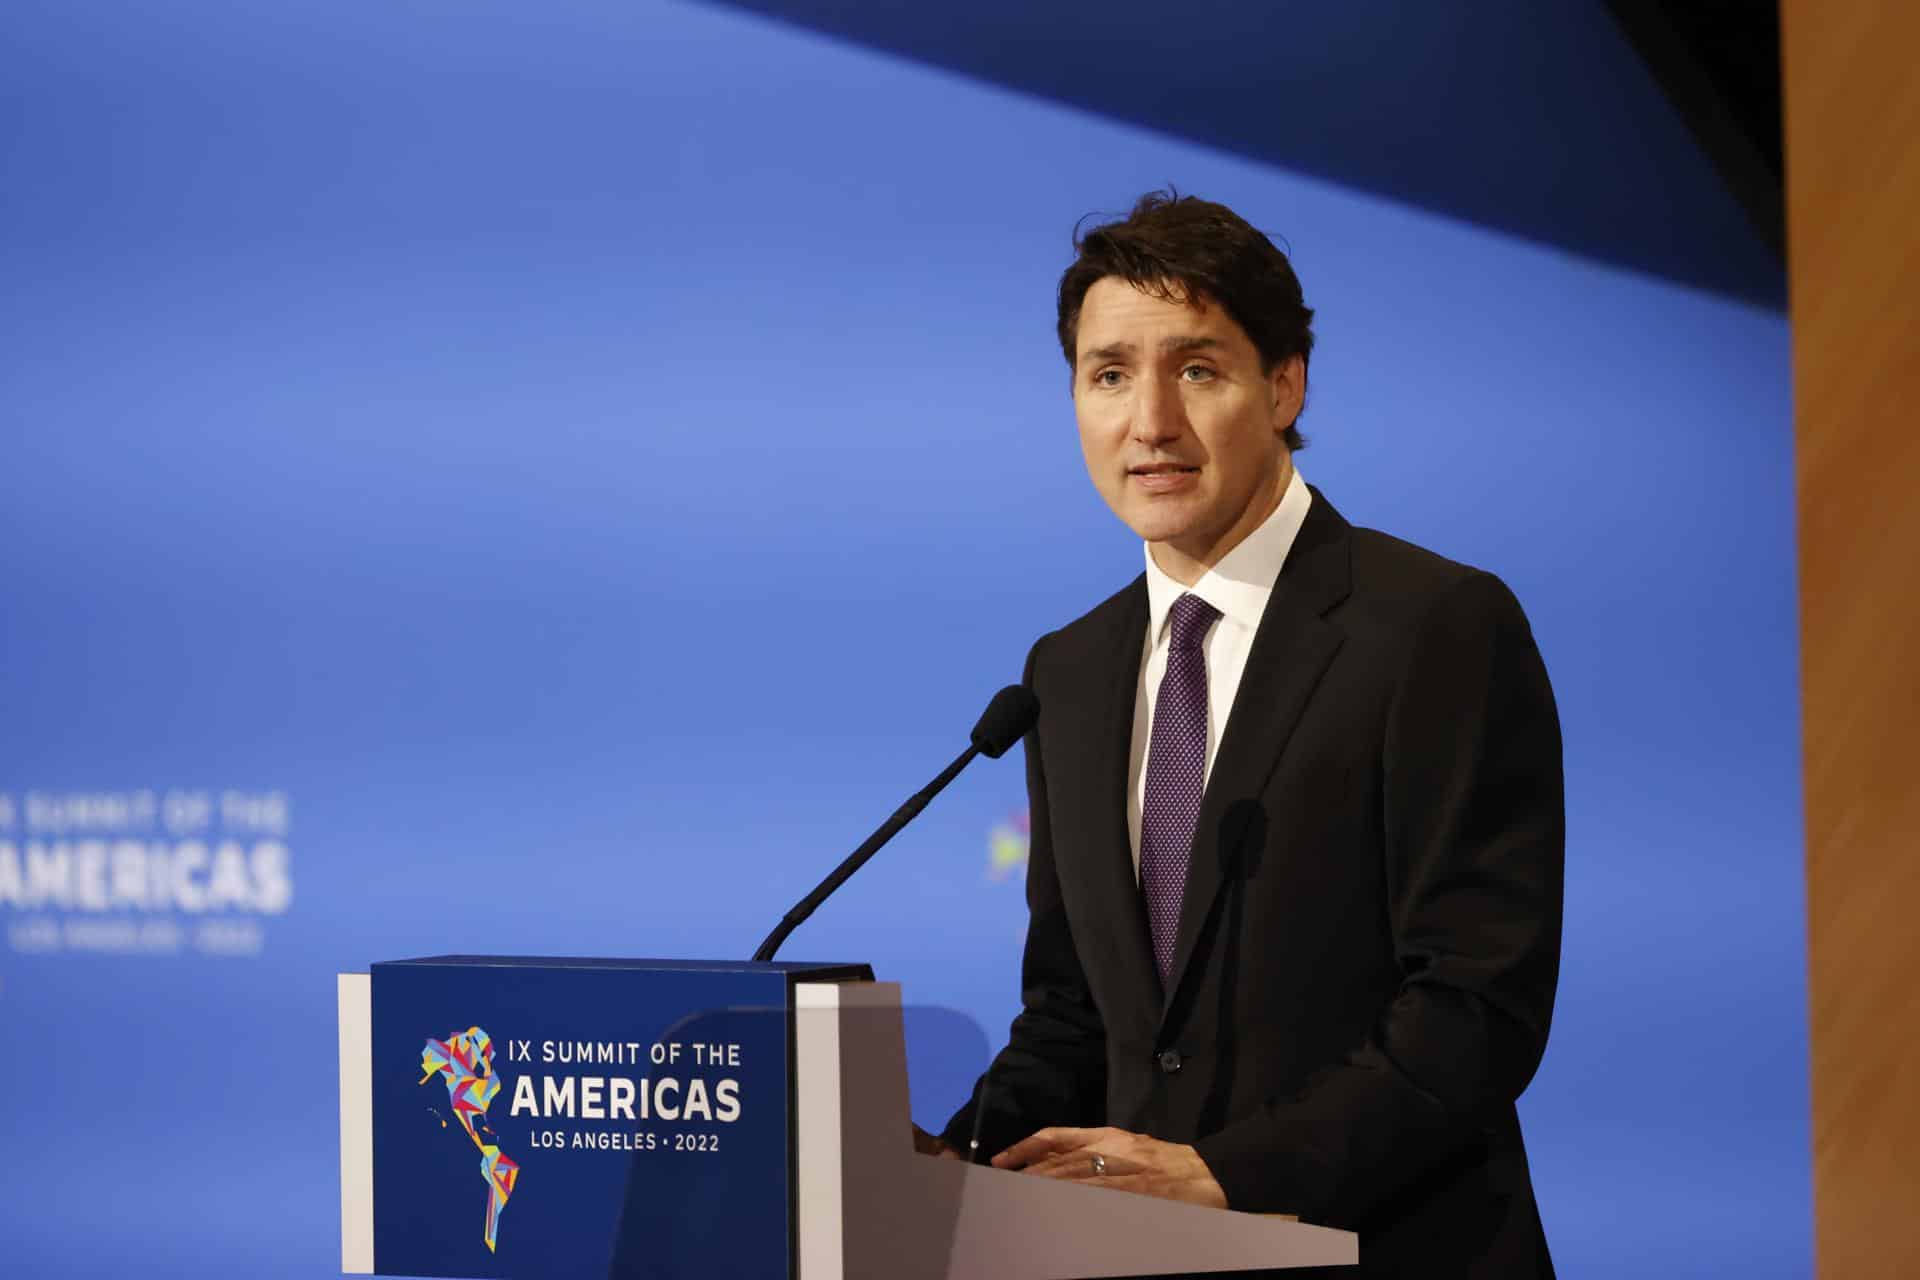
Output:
top-left (971, 684), bottom-right (1039, 759)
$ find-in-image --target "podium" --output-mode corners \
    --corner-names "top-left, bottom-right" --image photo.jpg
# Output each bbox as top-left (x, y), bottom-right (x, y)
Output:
top-left (337, 956), bottom-right (1357, 1278)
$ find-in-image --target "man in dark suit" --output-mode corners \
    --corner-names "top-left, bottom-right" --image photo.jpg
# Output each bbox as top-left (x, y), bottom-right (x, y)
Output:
top-left (930, 193), bottom-right (1564, 1276)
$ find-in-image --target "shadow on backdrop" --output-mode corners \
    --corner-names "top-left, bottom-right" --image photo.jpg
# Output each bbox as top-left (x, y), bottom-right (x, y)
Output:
top-left (699, 0), bottom-right (1783, 307)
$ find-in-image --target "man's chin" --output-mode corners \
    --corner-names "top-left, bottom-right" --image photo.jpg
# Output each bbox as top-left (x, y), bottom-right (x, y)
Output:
top-left (1120, 510), bottom-right (1205, 547)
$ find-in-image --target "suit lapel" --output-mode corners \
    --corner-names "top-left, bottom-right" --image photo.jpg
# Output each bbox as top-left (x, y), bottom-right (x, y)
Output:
top-left (1059, 578), bottom-right (1163, 1026)
top-left (1159, 489), bottom-right (1355, 1018)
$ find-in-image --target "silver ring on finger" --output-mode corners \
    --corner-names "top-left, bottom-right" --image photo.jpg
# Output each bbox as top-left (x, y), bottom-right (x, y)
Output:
top-left (1090, 1153), bottom-right (1107, 1176)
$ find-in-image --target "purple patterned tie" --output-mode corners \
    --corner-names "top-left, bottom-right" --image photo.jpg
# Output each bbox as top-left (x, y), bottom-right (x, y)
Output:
top-left (1140, 592), bottom-right (1219, 985)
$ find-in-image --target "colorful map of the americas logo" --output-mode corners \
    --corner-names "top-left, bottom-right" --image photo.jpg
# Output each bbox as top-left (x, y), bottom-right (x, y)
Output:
top-left (419, 1026), bottom-right (520, 1252)
top-left (987, 809), bottom-right (1030, 881)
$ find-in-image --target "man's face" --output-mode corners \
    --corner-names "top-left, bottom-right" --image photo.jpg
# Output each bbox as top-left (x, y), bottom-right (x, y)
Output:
top-left (1072, 276), bottom-right (1303, 578)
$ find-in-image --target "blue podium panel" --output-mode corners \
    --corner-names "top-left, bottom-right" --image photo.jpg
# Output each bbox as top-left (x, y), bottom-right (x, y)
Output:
top-left (366, 956), bottom-right (866, 1280)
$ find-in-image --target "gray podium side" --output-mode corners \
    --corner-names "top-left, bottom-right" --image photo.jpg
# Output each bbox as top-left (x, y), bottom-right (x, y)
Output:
top-left (794, 981), bottom-right (1356, 1278)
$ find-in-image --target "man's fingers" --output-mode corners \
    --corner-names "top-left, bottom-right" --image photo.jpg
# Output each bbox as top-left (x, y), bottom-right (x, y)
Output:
top-left (1021, 1149), bottom-right (1083, 1177)
top-left (991, 1126), bottom-right (1096, 1170)
top-left (1023, 1148), bottom-right (1144, 1180)
top-left (1026, 1157), bottom-right (1147, 1186)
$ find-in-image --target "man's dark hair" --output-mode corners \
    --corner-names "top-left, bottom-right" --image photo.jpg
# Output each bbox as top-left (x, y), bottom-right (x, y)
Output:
top-left (1057, 190), bottom-right (1315, 451)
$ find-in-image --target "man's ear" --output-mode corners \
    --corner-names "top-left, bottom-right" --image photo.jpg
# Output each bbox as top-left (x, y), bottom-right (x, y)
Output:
top-left (1269, 354), bottom-right (1306, 429)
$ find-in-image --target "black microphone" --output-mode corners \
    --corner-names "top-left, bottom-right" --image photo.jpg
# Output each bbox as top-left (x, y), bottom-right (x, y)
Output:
top-left (752, 684), bottom-right (1039, 963)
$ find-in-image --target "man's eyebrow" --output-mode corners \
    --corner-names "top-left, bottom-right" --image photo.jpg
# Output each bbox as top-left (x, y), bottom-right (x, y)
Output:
top-left (1161, 335), bottom-right (1224, 353)
top-left (1078, 335), bottom-right (1224, 364)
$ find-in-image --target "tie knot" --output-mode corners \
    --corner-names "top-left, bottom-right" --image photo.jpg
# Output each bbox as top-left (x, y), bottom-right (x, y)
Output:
top-left (1166, 593), bottom-right (1219, 652)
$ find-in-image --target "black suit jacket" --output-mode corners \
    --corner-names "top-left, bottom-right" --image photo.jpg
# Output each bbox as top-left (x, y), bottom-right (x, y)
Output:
top-left (944, 488), bottom-right (1564, 1278)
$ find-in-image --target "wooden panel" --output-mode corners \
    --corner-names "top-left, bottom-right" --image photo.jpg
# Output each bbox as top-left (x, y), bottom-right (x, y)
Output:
top-left (1782, 2), bottom-right (1920, 1276)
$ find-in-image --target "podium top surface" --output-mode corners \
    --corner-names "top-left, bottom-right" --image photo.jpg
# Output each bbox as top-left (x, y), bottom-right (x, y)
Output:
top-left (372, 954), bottom-right (868, 976)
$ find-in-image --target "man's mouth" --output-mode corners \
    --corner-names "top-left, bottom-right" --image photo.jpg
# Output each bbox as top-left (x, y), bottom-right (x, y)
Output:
top-left (1127, 462), bottom-right (1201, 493)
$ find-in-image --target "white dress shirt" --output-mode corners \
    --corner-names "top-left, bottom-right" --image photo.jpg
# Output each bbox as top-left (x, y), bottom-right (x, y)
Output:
top-left (1127, 466), bottom-right (1313, 879)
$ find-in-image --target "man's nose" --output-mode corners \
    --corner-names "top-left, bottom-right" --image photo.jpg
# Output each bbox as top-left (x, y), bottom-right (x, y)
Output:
top-left (1130, 375), bottom-right (1189, 444)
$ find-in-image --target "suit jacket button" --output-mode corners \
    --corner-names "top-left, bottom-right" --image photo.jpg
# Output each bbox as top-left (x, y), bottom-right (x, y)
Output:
top-left (1157, 1050), bottom-right (1183, 1074)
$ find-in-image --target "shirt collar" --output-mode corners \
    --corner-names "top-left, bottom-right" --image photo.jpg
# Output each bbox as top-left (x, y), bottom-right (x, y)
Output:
top-left (1143, 466), bottom-right (1313, 645)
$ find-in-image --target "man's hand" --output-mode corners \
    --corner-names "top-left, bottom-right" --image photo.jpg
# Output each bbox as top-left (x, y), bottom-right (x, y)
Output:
top-left (911, 1123), bottom-right (966, 1160)
top-left (991, 1126), bottom-right (1228, 1208)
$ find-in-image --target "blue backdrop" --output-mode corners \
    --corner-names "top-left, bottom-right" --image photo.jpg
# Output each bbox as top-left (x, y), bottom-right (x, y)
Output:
top-left (0, 1), bottom-right (1805, 1275)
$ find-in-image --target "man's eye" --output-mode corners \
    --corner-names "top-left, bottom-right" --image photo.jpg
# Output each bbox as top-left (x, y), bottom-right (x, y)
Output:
top-left (1182, 365), bottom-right (1215, 382)
top-left (1094, 369), bottom-right (1124, 388)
